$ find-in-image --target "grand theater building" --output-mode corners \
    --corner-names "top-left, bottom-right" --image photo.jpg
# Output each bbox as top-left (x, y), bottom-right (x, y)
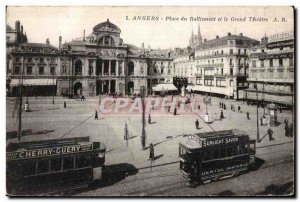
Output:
top-left (7, 19), bottom-right (175, 97)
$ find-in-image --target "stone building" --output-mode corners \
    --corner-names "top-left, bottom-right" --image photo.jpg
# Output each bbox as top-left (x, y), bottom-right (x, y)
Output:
top-left (8, 19), bottom-right (175, 97)
top-left (244, 31), bottom-right (294, 107)
top-left (193, 33), bottom-right (259, 99)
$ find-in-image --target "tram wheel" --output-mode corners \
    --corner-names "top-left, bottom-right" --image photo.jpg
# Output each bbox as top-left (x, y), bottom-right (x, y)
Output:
top-left (213, 176), bottom-right (220, 182)
top-left (203, 179), bottom-right (212, 184)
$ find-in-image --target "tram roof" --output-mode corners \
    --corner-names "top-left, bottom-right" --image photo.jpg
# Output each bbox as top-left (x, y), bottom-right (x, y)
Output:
top-left (194, 129), bottom-right (248, 139)
top-left (7, 136), bottom-right (97, 152)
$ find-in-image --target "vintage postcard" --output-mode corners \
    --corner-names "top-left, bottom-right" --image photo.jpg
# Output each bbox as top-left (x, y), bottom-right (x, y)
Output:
top-left (6, 6), bottom-right (294, 196)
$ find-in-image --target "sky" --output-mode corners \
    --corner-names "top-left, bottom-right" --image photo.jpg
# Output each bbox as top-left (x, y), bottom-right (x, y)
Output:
top-left (6, 6), bottom-right (294, 49)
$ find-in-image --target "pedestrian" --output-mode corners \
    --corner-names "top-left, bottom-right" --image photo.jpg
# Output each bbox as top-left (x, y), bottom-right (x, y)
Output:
top-left (238, 106), bottom-right (241, 112)
top-left (94, 110), bottom-right (98, 120)
top-left (195, 119), bottom-right (199, 129)
top-left (219, 102), bottom-right (222, 108)
top-left (284, 118), bottom-right (289, 126)
top-left (285, 123), bottom-right (289, 137)
top-left (267, 128), bottom-right (274, 141)
top-left (221, 102), bottom-right (224, 109)
top-left (224, 104), bottom-right (226, 110)
top-left (247, 112), bottom-right (250, 120)
top-left (64, 101), bottom-right (66, 109)
top-left (149, 143), bottom-right (154, 160)
top-left (174, 108), bottom-right (177, 115)
top-left (289, 124), bottom-right (293, 137)
top-left (198, 105), bottom-right (200, 110)
top-left (81, 95), bottom-right (85, 101)
top-left (260, 116), bottom-right (263, 126)
top-left (124, 123), bottom-right (129, 140)
top-left (148, 114), bottom-right (151, 124)
top-left (220, 110), bottom-right (224, 119)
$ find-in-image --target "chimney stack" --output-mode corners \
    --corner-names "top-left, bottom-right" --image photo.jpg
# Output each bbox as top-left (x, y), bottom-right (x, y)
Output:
top-left (15, 20), bottom-right (20, 32)
top-left (239, 33), bottom-right (243, 37)
top-left (141, 42), bottom-right (144, 48)
top-left (228, 32), bottom-right (231, 36)
top-left (59, 36), bottom-right (62, 49)
top-left (204, 39), bottom-right (207, 42)
top-left (21, 25), bottom-right (23, 34)
top-left (83, 30), bottom-right (85, 41)
top-left (216, 35), bottom-right (219, 39)
top-left (46, 38), bottom-right (50, 45)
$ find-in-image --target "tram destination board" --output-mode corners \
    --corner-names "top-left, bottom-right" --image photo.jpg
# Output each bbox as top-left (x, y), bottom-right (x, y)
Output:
top-left (7, 144), bottom-right (93, 161)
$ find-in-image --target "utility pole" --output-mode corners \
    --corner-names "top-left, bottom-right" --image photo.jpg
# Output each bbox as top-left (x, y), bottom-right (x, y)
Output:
top-left (17, 57), bottom-right (25, 143)
top-left (255, 81), bottom-right (260, 142)
top-left (52, 70), bottom-right (55, 104)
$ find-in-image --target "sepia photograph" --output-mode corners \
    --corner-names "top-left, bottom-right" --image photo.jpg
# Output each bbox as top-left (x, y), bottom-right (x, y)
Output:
top-left (5, 6), bottom-right (295, 196)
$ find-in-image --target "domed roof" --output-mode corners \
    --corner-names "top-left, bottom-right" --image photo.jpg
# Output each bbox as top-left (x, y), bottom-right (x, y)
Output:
top-left (93, 19), bottom-right (121, 34)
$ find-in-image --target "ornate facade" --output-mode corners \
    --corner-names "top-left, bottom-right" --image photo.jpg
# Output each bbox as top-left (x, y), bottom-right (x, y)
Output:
top-left (7, 19), bottom-right (175, 97)
top-left (244, 31), bottom-right (294, 106)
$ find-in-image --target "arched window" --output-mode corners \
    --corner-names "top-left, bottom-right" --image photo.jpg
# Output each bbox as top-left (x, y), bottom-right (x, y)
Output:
top-left (75, 60), bottom-right (82, 76)
top-left (99, 36), bottom-right (115, 46)
top-left (128, 61), bottom-right (134, 75)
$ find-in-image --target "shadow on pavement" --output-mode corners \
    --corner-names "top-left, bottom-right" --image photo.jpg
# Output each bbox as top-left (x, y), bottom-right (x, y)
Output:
top-left (154, 154), bottom-right (164, 160)
top-left (73, 163), bottom-right (138, 195)
top-left (32, 130), bottom-right (55, 136)
top-left (216, 190), bottom-right (235, 196)
top-left (128, 135), bottom-right (138, 140)
top-left (255, 181), bottom-right (294, 196)
top-left (251, 157), bottom-right (265, 171)
top-left (144, 134), bottom-right (183, 150)
top-left (149, 121), bottom-right (157, 125)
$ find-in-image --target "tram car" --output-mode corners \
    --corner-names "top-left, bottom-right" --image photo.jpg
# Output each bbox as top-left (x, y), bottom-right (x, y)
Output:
top-left (179, 129), bottom-right (256, 185)
top-left (6, 136), bottom-right (106, 195)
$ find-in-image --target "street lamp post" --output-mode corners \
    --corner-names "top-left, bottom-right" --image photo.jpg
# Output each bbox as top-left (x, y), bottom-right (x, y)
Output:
top-left (255, 82), bottom-right (260, 142)
top-left (263, 83), bottom-right (265, 115)
top-left (52, 71), bottom-right (55, 105)
top-left (203, 93), bottom-right (209, 115)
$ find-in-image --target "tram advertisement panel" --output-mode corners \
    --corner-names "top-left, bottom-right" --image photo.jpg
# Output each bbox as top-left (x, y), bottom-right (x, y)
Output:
top-left (201, 162), bottom-right (248, 177)
top-left (202, 135), bottom-right (249, 148)
top-left (7, 144), bottom-right (93, 161)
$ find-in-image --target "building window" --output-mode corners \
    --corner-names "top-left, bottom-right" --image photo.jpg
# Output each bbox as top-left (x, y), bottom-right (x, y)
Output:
top-left (26, 66), bottom-right (32, 75)
top-left (14, 66), bottom-right (20, 75)
top-left (221, 68), bottom-right (224, 75)
top-left (50, 58), bottom-right (56, 63)
top-left (221, 50), bottom-right (224, 55)
top-left (204, 79), bottom-right (213, 86)
top-left (27, 57), bottom-right (32, 62)
top-left (39, 58), bottom-right (44, 63)
top-left (230, 80), bottom-right (233, 87)
top-left (62, 65), bottom-right (67, 74)
top-left (230, 58), bottom-right (233, 66)
top-left (75, 60), bottom-right (82, 75)
top-left (238, 49), bottom-right (241, 55)
top-left (15, 57), bottom-right (20, 62)
top-left (289, 58), bottom-right (294, 66)
top-left (230, 68), bottom-right (233, 76)
top-left (230, 49), bottom-right (233, 55)
top-left (39, 66), bottom-right (45, 75)
top-left (244, 49), bottom-right (247, 55)
top-left (212, 60), bottom-right (214, 64)
top-left (261, 60), bottom-right (264, 67)
top-left (252, 60), bottom-right (256, 67)
top-left (50, 67), bottom-right (55, 75)
top-left (221, 59), bottom-right (223, 63)
top-left (279, 59), bottom-right (283, 66)
top-left (196, 78), bottom-right (202, 85)
top-left (270, 59), bottom-right (273, 67)
top-left (261, 49), bottom-right (264, 53)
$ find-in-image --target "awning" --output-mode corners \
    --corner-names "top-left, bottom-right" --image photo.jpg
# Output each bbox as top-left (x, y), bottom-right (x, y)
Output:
top-left (10, 79), bottom-right (57, 86)
top-left (152, 83), bottom-right (178, 92)
top-left (186, 85), bottom-right (195, 92)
